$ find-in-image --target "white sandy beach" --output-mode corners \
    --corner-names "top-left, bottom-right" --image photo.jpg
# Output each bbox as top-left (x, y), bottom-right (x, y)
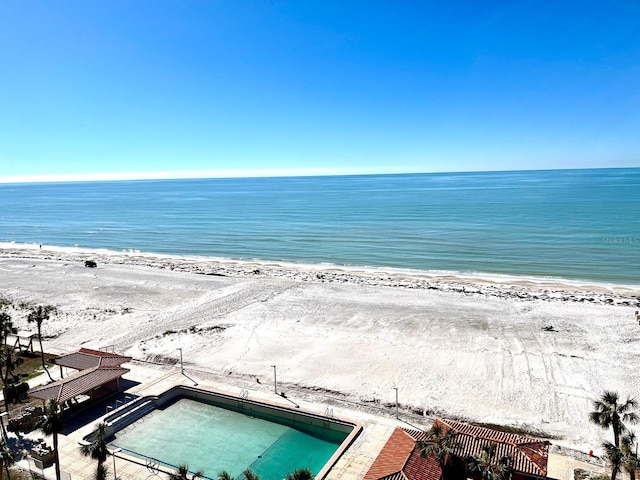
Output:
top-left (1, 243), bottom-right (639, 453)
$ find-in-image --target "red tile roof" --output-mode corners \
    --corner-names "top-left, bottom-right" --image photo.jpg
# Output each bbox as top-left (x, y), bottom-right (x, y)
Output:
top-left (52, 348), bottom-right (131, 371)
top-left (428, 419), bottom-right (549, 477)
top-left (364, 428), bottom-right (415, 480)
top-left (365, 419), bottom-right (551, 480)
top-left (403, 449), bottom-right (442, 480)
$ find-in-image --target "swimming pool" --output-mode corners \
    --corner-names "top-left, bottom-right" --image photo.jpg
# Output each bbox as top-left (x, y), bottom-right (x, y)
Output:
top-left (98, 386), bottom-right (360, 480)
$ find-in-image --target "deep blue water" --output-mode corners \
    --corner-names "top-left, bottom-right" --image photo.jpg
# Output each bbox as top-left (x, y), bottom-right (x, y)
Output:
top-left (0, 168), bottom-right (639, 284)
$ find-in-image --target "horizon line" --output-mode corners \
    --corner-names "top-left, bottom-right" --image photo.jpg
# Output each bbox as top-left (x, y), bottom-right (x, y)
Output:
top-left (0, 165), bottom-right (635, 184)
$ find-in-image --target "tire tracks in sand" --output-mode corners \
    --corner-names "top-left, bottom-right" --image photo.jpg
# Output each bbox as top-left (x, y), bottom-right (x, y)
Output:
top-left (115, 279), bottom-right (294, 350)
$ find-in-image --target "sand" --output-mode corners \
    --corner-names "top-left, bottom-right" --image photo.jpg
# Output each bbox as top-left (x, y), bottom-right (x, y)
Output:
top-left (1, 243), bottom-right (639, 452)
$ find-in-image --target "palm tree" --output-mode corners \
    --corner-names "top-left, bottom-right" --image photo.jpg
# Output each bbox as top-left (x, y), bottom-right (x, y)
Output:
top-left (417, 424), bottom-right (459, 480)
top-left (169, 464), bottom-right (203, 480)
top-left (80, 422), bottom-right (109, 465)
top-left (36, 399), bottom-right (63, 480)
top-left (603, 441), bottom-right (623, 480)
top-left (0, 345), bottom-right (15, 413)
top-left (620, 433), bottom-right (640, 480)
top-left (27, 305), bottom-right (56, 382)
top-left (0, 310), bottom-right (16, 412)
top-left (284, 468), bottom-right (314, 480)
top-left (590, 391), bottom-right (639, 447)
top-left (0, 310), bottom-right (12, 346)
top-left (242, 469), bottom-right (259, 480)
top-left (217, 472), bottom-right (234, 480)
top-left (94, 462), bottom-right (108, 480)
top-left (466, 443), bottom-right (512, 480)
top-left (0, 438), bottom-right (14, 480)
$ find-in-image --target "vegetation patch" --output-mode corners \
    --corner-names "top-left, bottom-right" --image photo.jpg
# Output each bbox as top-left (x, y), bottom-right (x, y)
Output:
top-left (161, 325), bottom-right (226, 337)
top-left (13, 352), bottom-right (58, 382)
top-left (0, 295), bottom-right (11, 308)
top-left (469, 421), bottom-right (561, 440)
top-left (575, 470), bottom-right (608, 480)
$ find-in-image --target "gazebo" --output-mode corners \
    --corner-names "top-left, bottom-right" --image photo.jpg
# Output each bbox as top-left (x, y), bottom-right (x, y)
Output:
top-left (29, 348), bottom-right (131, 409)
top-left (51, 347), bottom-right (131, 378)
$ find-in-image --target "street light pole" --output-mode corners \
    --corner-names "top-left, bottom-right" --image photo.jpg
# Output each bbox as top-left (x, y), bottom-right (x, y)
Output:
top-left (177, 348), bottom-right (183, 374)
top-left (0, 412), bottom-right (8, 443)
top-left (109, 447), bottom-right (122, 480)
top-left (271, 365), bottom-right (277, 394)
top-left (394, 387), bottom-right (399, 419)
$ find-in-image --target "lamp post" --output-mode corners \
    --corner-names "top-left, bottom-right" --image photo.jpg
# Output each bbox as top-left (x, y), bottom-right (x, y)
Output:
top-left (0, 411), bottom-right (8, 443)
top-left (271, 365), bottom-right (277, 394)
top-left (108, 447), bottom-right (122, 480)
top-left (393, 387), bottom-right (399, 419)
top-left (177, 348), bottom-right (183, 374)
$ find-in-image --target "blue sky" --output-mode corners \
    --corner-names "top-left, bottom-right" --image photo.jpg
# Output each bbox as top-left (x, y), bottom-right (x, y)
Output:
top-left (1, 1), bottom-right (639, 181)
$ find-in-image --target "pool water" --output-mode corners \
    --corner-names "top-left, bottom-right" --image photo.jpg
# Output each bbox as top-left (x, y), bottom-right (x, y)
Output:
top-left (110, 398), bottom-right (347, 479)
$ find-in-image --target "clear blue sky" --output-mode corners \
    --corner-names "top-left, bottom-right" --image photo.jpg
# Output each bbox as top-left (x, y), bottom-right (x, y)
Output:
top-left (1, 1), bottom-right (639, 181)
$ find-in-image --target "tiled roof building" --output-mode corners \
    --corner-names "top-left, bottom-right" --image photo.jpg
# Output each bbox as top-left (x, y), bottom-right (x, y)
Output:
top-left (52, 347), bottom-right (131, 371)
top-left (365, 418), bottom-right (553, 480)
top-left (29, 348), bottom-right (131, 407)
top-left (29, 365), bottom-right (130, 404)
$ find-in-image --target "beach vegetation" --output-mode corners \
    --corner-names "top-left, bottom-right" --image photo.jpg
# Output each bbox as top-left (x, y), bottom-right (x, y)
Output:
top-left (0, 346), bottom-right (16, 412)
top-left (602, 441), bottom-right (623, 480)
top-left (35, 399), bottom-right (63, 480)
top-left (169, 464), bottom-right (203, 480)
top-left (589, 391), bottom-right (639, 480)
top-left (0, 311), bottom-right (13, 346)
top-left (284, 468), bottom-right (314, 480)
top-left (620, 433), bottom-right (640, 480)
top-left (0, 309), bottom-right (17, 412)
top-left (0, 437), bottom-right (15, 480)
top-left (80, 422), bottom-right (109, 465)
top-left (470, 421), bottom-right (559, 439)
top-left (465, 443), bottom-right (513, 480)
top-left (217, 472), bottom-right (234, 480)
top-left (242, 469), bottom-right (259, 480)
top-left (26, 305), bottom-right (56, 382)
top-left (418, 424), bottom-right (459, 480)
top-left (94, 462), bottom-right (108, 480)
top-left (589, 391), bottom-right (639, 447)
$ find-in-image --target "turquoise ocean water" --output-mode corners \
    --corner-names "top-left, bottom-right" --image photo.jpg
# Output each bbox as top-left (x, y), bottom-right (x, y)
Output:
top-left (0, 168), bottom-right (638, 284)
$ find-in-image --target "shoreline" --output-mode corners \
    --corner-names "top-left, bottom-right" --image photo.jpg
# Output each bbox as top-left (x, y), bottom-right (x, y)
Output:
top-left (1, 242), bottom-right (639, 307)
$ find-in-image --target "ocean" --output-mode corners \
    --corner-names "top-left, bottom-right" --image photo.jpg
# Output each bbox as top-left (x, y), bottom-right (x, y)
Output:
top-left (0, 168), bottom-right (638, 284)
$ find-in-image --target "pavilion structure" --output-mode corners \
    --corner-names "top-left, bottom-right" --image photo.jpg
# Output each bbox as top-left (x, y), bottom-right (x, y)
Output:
top-left (29, 348), bottom-right (131, 409)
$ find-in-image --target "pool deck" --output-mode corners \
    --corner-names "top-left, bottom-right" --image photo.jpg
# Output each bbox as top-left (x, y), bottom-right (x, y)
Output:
top-left (14, 360), bottom-right (419, 480)
top-left (13, 359), bottom-right (599, 480)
